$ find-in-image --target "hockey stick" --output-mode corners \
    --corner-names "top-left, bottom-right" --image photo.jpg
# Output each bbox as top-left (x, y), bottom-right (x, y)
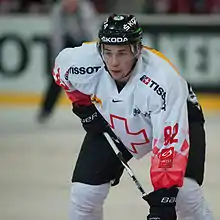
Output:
top-left (103, 132), bottom-right (147, 198)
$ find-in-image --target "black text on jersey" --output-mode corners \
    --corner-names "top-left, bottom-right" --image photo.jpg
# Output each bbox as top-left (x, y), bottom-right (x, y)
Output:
top-left (68, 66), bottom-right (101, 75)
top-left (140, 75), bottom-right (166, 110)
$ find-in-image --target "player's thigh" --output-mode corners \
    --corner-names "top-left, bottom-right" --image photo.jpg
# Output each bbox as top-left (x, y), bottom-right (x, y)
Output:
top-left (176, 177), bottom-right (213, 220)
top-left (72, 132), bottom-right (131, 185)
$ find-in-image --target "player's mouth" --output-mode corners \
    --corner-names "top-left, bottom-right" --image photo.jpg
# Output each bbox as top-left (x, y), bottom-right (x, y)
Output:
top-left (110, 70), bottom-right (121, 75)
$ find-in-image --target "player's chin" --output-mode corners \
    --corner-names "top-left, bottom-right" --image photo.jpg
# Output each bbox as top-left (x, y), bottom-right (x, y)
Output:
top-left (110, 71), bottom-right (123, 79)
top-left (110, 73), bottom-right (120, 80)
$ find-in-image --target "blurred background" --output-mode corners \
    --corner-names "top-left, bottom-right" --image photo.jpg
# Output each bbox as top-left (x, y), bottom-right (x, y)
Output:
top-left (0, 0), bottom-right (220, 112)
top-left (0, 0), bottom-right (220, 220)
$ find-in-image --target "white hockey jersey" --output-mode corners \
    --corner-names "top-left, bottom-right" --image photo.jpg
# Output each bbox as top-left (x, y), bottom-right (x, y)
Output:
top-left (52, 42), bottom-right (191, 190)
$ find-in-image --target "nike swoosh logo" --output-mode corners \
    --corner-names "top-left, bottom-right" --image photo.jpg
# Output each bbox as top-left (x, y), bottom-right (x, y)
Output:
top-left (112, 99), bottom-right (123, 103)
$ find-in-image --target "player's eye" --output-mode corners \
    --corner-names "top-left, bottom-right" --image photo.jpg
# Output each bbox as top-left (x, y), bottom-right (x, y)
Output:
top-left (118, 52), bottom-right (127, 56)
top-left (103, 51), bottom-right (112, 56)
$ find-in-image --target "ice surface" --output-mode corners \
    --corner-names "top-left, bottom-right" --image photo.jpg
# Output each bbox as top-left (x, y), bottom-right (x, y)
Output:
top-left (0, 106), bottom-right (219, 220)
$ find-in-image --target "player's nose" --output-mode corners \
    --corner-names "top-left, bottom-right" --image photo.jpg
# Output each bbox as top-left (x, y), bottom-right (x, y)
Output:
top-left (111, 55), bottom-right (119, 66)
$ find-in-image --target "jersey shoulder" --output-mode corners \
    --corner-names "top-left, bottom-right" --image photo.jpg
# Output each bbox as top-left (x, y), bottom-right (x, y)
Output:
top-left (135, 46), bottom-right (188, 111)
top-left (140, 45), bottom-right (187, 91)
top-left (55, 42), bottom-right (103, 84)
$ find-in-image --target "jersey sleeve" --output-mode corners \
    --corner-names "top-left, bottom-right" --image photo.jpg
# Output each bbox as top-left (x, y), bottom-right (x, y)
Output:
top-left (52, 48), bottom-right (91, 106)
top-left (149, 75), bottom-right (189, 190)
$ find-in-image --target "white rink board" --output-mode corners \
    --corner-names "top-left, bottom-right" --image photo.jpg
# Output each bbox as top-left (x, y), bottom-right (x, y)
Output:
top-left (0, 107), bottom-right (219, 220)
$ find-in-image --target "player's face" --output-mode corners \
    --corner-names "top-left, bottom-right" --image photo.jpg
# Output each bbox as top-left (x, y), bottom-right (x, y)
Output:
top-left (102, 45), bottom-right (136, 82)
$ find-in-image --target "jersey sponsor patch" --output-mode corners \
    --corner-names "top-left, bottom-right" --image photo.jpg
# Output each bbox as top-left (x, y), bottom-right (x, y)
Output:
top-left (140, 75), bottom-right (166, 110)
top-left (67, 66), bottom-right (101, 75)
top-left (159, 147), bottom-right (174, 168)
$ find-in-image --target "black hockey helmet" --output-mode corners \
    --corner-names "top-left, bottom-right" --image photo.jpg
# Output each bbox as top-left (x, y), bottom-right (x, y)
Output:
top-left (98, 14), bottom-right (143, 45)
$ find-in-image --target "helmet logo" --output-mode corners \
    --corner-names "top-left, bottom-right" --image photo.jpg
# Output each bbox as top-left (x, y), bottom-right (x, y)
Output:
top-left (103, 23), bottom-right (108, 29)
top-left (123, 17), bottom-right (137, 31)
top-left (113, 15), bottom-right (124, 21)
top-left (101, 36), bottom-right (128, 43)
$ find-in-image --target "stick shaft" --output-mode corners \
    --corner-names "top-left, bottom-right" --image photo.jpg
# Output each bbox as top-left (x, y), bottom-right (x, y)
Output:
top-left (103, 132), bottom-right (147, 197)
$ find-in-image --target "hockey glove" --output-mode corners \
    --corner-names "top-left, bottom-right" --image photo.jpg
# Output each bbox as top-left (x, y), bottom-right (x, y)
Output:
top-left (143, 187), bottom-right (178, 220)
top-left (72, 103), bottom-right (109, 134)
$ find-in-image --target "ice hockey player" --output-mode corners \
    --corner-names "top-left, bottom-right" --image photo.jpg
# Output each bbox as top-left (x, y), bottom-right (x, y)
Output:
top-left (52, 14), bottom-right (213, 220)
